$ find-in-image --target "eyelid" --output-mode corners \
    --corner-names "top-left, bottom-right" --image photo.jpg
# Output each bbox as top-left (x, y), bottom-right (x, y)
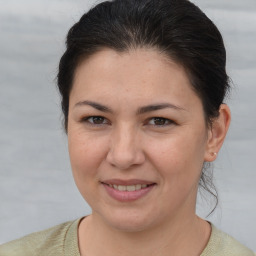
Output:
top-left (80, 116), bottom-right (175, 127)
top-left (81, 116), bottom-right (110, 126)
top-left (146, 117), bottom-right (176, 126)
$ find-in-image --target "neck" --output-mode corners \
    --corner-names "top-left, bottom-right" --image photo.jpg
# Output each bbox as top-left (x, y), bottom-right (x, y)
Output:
top-left (78, 213), bottom-right (211, 256)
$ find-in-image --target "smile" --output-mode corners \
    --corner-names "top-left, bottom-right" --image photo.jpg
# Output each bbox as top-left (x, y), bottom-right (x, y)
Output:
top-left (101, 181), bottom-right (156, 202)
top-left (106, 184), bottom-right (149, 191)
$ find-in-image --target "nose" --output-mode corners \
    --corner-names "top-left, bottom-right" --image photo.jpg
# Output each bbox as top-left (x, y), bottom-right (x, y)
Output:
top-left (106, 125), bottom-right (145, 170)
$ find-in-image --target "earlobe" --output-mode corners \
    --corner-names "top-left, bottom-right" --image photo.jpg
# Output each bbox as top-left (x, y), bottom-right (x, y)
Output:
top-left (204, 104), bottom-right (231, 162)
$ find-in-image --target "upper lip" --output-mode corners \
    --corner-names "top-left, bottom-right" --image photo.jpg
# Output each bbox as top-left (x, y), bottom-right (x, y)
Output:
top-left (101, 179), bottom-right (156, 186)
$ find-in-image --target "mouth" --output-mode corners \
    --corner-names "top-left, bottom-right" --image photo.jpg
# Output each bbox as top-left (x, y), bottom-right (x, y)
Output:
top-left (102, 183), bottom-right (154, 191)
top-left (101, 180), bottom-right (156, 202)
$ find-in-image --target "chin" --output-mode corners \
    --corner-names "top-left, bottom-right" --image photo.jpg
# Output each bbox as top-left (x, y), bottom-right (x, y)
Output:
top-left (96, 207), bottom-right (159, 233)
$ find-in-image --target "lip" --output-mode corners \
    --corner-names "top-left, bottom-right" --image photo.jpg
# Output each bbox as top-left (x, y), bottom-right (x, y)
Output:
top-left (101, 179), bottom-right (156, 202)
top-left (101, 179), bottom-right (154, 186)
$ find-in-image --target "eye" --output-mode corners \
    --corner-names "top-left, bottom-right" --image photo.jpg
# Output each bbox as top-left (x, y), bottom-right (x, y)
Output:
top-left (147, 117), bottom-right (174, 126)
top-left (82, 116), bottom-right (109, 125)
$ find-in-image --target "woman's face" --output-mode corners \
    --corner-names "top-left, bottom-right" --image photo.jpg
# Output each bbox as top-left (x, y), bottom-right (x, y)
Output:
top-left (68, 48), bottom-right (212, 231)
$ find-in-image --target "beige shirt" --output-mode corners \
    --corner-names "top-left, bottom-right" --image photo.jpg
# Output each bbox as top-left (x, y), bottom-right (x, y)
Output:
top-left (0, 218), bottom-right (254, 256)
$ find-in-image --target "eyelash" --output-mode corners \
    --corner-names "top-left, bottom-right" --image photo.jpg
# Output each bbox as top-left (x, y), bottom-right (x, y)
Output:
top-left (81, 116), bottom-right (110, 126)
top-left (81, 116), bottom-right (175, 127)
top-left (146, 117), bottom-right (175, 126)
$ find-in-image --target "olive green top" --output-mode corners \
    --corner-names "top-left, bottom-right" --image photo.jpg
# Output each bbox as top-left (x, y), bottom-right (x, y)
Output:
top-left (0, 218), bottom-right (254, 256)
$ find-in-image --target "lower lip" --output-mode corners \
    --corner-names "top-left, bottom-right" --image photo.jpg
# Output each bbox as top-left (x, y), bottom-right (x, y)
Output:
top-left (102, 183), bottom-right (155, 202)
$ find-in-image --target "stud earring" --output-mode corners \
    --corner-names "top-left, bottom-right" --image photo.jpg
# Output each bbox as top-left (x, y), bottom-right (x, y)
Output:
top-left (211, 152), bottom-right (217, 156)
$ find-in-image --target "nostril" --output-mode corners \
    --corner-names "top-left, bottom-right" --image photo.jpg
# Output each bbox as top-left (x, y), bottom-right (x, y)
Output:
top-left (106, 147), bottom-right (145, 169)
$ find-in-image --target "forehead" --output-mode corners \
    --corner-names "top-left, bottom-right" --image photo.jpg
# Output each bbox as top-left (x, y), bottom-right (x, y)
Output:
top-left (70, 48), bottom-right (201, 110)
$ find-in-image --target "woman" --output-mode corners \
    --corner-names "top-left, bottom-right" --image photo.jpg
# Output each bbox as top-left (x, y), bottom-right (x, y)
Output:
top-left (0, 0), bottom-right (254, 255)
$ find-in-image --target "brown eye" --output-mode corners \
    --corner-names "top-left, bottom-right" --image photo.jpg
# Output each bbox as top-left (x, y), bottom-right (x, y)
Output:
top-left (148, 117), bottom-right (174, 126)
top-left (91, 116), bottom-right (105, 124)
top-left (154, 118), bottom-right (166, 125)
top-left (83, 116), bottom-right (108, 125)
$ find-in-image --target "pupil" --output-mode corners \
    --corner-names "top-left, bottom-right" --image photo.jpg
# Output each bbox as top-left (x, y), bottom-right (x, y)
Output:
top-left (154, 118), bottom-right (165, 125)
top-left (93, 117), bottom-right (104, 124)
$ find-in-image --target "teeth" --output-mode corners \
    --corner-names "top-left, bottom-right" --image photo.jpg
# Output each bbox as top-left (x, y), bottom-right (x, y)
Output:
top-left (109, 184), bottom-right (150, 191)
top-left (136, 184), bottom-right (142, 190)
top-left (118, 185), bottom-right (126, 191)
top-left (127, 185), bottom-right (135, 191)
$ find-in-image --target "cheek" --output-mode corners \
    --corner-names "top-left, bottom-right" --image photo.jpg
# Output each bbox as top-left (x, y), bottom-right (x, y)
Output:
top-left (68, 130), bottom-right (108, 179)
top-left (68, 130), bottom-right (110, 204)
top-left (146, 129), bottom-right (207, 179)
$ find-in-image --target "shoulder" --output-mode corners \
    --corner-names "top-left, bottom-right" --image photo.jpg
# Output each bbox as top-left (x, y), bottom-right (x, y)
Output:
top-left (201, 224), bottom-right (255, 256)
top-left (0, 219), bottom-right (81, 256)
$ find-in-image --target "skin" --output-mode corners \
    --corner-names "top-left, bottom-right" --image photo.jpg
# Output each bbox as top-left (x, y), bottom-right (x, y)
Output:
top-left (68, 48), bottom-right (231, 256)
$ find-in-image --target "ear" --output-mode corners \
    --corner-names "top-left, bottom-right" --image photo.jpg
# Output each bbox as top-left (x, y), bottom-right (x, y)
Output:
top-left (204, 104), bottom-right (231, 162)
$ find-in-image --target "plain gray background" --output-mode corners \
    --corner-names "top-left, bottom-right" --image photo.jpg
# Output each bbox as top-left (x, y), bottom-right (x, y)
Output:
top-left (0, 0), bottom-right (255, 251)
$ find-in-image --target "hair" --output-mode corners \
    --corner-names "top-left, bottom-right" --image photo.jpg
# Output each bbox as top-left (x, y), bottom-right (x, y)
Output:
top-left (57, 0), bottom-right (230, 215)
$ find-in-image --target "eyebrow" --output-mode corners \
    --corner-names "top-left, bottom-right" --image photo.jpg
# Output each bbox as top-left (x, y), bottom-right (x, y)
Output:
top-left (74, 100), bottom-right (113, 113)
top-left (74, 100), bottom-right (186, 114)
top-left (136, 103), bottom-right (186, 114)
